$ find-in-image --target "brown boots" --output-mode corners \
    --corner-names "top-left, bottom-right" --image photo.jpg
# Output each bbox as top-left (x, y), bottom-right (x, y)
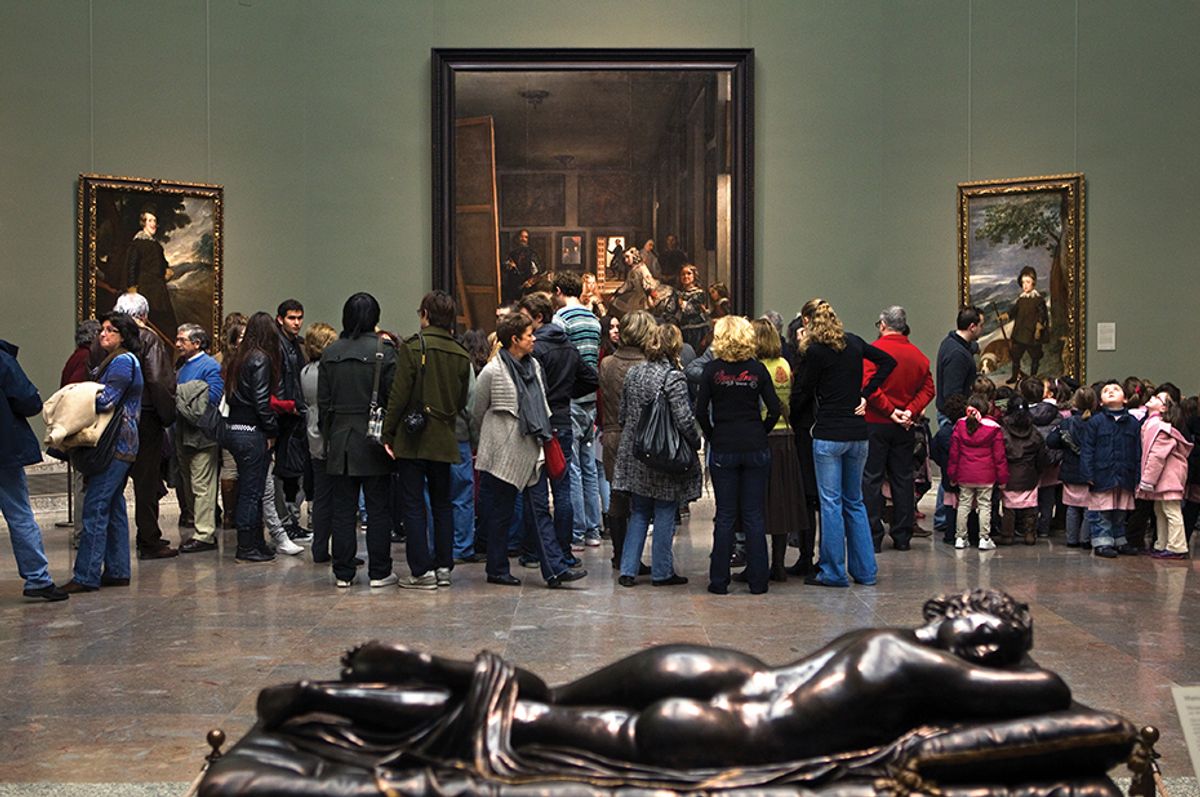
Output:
top-left (998, 509), bottom-right (1038, 545)
top-left (1020, 511), bottom-right (1038, 545)
top-left (221, 478), bottom-right (238, 529)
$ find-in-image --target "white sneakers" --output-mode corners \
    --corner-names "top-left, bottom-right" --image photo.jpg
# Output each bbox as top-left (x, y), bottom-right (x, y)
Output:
top-left (978, 537), bottom-right (997, 551)
top-left (435, 567), bottom-right (452, 587)
top-left (270, 529), bottom-right (304, 556)
top-left (399, 573), bottom-right (438, 590)
top-left (335, 575), bottom-right (357, 588)
top-left (369, 573), bottom-right (398, 588)
top-left (954, 537), bottom-right (967, 550)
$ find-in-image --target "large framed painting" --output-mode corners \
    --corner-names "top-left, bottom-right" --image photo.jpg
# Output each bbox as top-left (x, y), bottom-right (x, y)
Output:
top-left (433, 48), bottom-right (753, 330)
top-left (957, 173), bottom-right (1086, 383)
top-left (77, 173), bottom-right (223, 343)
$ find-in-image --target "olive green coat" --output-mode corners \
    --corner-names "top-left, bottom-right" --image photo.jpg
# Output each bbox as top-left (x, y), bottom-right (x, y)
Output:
top-left (382, 326), bottom-right (471, 463)
top-left (318, 334), bottom-right (397, 476)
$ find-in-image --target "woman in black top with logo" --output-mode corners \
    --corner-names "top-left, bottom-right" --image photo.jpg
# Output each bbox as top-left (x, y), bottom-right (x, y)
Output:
top-left (695, 316), bottom-right (782, 595)
top-left (793, 300), bottom-right (895, 588)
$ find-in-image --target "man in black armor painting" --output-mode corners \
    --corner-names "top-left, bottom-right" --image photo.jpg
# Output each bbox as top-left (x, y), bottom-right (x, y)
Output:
top-left (501, 228), bottom-right (540, 304)
top-left (123, 206), bottom-right (179, 338)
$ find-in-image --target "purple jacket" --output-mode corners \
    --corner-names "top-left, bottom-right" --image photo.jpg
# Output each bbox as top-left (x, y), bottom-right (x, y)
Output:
top-left (1137, 413), bottom-right (1193, 500)
top-left (947, 417), bottom-right (1009, 487)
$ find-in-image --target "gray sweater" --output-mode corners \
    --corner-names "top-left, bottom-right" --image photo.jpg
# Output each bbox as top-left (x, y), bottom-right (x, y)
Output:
top-left (471, 355), bottom-right (550, 489)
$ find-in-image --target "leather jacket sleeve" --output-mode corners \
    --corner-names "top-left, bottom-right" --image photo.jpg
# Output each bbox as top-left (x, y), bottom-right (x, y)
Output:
top-left (140, 332), bottom-right (177, 425)
top-left (248, 356), bottom-right (278, 436)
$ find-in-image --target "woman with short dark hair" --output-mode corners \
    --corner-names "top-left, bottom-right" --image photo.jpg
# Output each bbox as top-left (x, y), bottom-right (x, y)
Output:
top-left (319, 293), bottom-right (397, 588)
top-left (63, 312), bottom-right (144, 592)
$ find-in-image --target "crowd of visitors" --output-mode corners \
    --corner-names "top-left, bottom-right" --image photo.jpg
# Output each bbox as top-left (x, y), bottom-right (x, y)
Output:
top-left (3, 264), bottom-right (1197, 603)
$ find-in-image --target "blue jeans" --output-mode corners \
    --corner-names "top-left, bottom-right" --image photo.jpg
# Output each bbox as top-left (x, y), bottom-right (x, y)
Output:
top-left (551, 427), bottom-right (575, 552)
top-left (0, 466), bottom-right (53, 590)
top-left (479, 471), bottom-right (519, 578)
top-left (225, 428), bottom-right (269, 531)
top-left (74, 459), bottom-right (133, 588)
top-left (450, 440), bottom-right (475, 558)
top-left (623, 493), bottom-right (678, 580)
top-left (569, 402), bottom-right (602, 542)
top-left (812, 438), bottom-right (876, 586)
top-left (1089, 509), bottom-right (1128, 548)
top-left (709, 448), bottom-right (771, 593)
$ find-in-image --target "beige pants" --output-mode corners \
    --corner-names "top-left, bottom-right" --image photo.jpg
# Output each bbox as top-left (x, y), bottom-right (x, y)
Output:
top-left (956, 484), bottom-right (993, 541)
top-left (1153, 499), bottom-right (1187, 554)
top-left (179, 446), bottom-right (220, 543)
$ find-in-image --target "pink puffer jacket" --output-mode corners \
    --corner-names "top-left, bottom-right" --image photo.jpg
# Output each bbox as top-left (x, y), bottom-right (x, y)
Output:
top-left (947, 417), bottom-right (1009, 487)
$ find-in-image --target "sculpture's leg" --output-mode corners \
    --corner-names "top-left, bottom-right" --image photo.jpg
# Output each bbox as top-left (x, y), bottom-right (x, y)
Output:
top-left (341, 642), bottom-right (552, 702)
top-left (550, 644), bottom-right (765, 708)
top-left (258, 680), bottom-right (452, 731)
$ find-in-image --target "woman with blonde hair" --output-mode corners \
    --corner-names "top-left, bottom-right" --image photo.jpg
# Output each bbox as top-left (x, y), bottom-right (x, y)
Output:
top-left (612, 323), bottom-right (700, 586)
top-left (301, 322), bottom-right (338, 562)
top-left (792, 300), bottom-right (896, 588)
top-left (752, 317), bottom-right (807, 582)
top-left (598, 310), bottom-right (656, 571)
top-left (695, 315), bottom-right (782, 595)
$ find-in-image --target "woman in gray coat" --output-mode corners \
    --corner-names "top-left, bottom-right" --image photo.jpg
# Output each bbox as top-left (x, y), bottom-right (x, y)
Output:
top-left (613, 324), bottom-right (701, 587)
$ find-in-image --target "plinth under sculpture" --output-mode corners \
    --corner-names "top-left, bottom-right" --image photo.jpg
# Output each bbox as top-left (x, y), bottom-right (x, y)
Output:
top-left (198, 589), bottom-right (1141, 796)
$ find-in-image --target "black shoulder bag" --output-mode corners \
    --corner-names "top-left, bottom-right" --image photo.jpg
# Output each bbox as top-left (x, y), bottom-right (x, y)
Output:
top-left (633, 369), bottom-right (698, 475)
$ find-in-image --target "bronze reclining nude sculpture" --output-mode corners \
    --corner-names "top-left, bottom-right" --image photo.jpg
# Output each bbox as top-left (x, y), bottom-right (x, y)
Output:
top-left (199, 590), bottom-right (1143, 796)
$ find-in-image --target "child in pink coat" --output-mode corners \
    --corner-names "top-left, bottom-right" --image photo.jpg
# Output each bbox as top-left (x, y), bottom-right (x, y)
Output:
top-left (1137, 391), bottom-right (1194, 559)
top-left (947, 395), bottom-right (1009, 551)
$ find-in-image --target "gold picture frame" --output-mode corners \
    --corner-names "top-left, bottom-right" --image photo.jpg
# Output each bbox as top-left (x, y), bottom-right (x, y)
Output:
top-left (957, 172), bottom-right (1086, 383)
top-left (77, 173), bottom-right (224, 343)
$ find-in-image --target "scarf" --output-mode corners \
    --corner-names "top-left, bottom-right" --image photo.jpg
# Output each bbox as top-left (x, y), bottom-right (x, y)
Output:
top-left (499, 348), bottom-right (552, 443)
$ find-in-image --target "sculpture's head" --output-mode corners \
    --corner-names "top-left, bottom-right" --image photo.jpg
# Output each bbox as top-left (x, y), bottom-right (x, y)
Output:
top-left (922, 589), bottom-right (1032, 667)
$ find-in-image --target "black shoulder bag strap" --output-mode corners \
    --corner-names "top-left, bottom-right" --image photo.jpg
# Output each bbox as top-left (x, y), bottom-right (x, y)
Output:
top-left (369, 334), bottom-right (385, 411)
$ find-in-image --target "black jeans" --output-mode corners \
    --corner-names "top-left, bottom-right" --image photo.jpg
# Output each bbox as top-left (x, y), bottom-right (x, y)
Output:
top-left (130, 412), bottom-right (166, 550)
top-left (310, 458), bottom-right (334, 560)
top-left (225, 428), bottom-right (269, 533)
top-left (862, 423), bottom-right (916, 549)
top-left (480, 471), bottom-right (518, 579)
top-left (330, 474), bottom-right (393, 582)
top-left (709, 448), bottom-right (771, 593)
top-left (396, 458), bottom-right (453, 577)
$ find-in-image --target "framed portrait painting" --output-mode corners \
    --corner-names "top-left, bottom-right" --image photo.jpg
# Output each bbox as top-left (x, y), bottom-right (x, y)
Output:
top-left (77, 173), bottom-right (223, 343)
top-left (957, 173), bottom-right (1086, 383)
top-left (558, 231), bottom-right (584, 269)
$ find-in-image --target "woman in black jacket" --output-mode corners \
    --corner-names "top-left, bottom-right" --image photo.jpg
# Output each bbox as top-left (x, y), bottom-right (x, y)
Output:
top-left (223, 312), bottom-right (281, 563)
top-left (793, 300), bottom-right (895, 588)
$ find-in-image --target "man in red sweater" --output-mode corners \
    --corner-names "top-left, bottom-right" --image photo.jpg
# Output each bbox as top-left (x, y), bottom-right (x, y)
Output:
top-left (861, 306), bottom-right (935, 552)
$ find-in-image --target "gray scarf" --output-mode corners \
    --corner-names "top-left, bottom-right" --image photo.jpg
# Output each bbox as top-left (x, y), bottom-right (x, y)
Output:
top-left (499, 348), bottom-right (552, 443)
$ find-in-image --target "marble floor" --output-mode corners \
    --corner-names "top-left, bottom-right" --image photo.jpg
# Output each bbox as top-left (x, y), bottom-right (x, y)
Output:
top-left (2, 488), bottom-right (1198, 791)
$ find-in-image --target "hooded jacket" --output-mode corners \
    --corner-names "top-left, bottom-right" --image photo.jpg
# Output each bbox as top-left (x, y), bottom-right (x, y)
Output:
top-left (1001, 418), bottom-right (1047, 491)
top-left (947, 416), bottom-right (1008, 487)
top-left (1028, 401), bottom-right (1063, 467)
top-left (1046, 411), bottom-right (1088, 486)
top-left (0, 340), bottom-right (44, 469)
top-left (1137, 413), bottom-right (1193, 500)
top-left (531, 323), bottom-right (598, 431)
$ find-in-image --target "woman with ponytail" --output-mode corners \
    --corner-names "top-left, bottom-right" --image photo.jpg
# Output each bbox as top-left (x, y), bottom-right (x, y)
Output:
top-left (947, 395), bottom-right (1008, 550)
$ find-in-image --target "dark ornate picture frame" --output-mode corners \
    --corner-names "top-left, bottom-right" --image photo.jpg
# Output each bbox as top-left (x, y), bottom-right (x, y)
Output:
top-left (77, 173), bottom-right (224, 342)
top-left (432, 48), bottom-right (754, 321)
top-left (957, 172), bottom-right (1086, 383)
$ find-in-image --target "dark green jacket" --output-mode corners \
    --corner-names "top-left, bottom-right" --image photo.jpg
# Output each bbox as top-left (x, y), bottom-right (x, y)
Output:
top-left (383, 326), bottom-right (471, 463)
top-left (318, 334), bottom-right (397, 476)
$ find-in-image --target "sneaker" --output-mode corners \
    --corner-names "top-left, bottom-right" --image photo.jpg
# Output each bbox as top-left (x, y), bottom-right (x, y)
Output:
top-left (269, 529), bottom-right (304, 556)
top-left (585, 535), bottom-right (602, 547)
top-left (1151, 549), bottom-right (1189, 560)
top-left (519, 556), bottom-right (540, 569)
top-left (335, 575), bottom-right (358, 588)
top-left (23, 584), bottom-right (69, 602)
top-left (978, 537), bottom-right (997, 551)
top-left (435, 567), bottom-right (452, 587)
top-left (571, 543), bottom-right (586, 552)
top-left (954, 537), bottom-right (967, 550)
top-left (286, 524), bottom-right (313, 543)
top-left (369, 573), bottom-right (398, 588)
top-left (399, 573), bottom-right (438, 590)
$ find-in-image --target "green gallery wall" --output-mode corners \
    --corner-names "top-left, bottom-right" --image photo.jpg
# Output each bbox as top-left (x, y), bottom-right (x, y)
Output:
top-left (3, 0), bottom-right (1198, 418)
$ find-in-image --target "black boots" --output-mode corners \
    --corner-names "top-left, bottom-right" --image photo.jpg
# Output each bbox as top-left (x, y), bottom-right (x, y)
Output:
top-left (235, 527), bottom-right (275, 563)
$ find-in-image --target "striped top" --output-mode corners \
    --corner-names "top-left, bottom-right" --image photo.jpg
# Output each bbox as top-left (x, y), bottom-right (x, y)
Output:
top-left (552, 305), bottom-right (601, 369)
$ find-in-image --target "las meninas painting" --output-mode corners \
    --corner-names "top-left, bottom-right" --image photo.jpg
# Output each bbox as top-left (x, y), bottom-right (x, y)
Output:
top-left (78, 174), bottom-right (223, 342)
top-left (958, 173), bottom-right (1086, 384)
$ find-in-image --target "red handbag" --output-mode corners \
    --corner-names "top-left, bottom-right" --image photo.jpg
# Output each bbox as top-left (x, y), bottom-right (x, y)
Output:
top-left (543, 436), bottom-right (567, 481)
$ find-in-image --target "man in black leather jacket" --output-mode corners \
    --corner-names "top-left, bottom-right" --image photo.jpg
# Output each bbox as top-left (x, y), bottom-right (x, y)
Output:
top-left (274, 299), bottom-right (309, 539)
